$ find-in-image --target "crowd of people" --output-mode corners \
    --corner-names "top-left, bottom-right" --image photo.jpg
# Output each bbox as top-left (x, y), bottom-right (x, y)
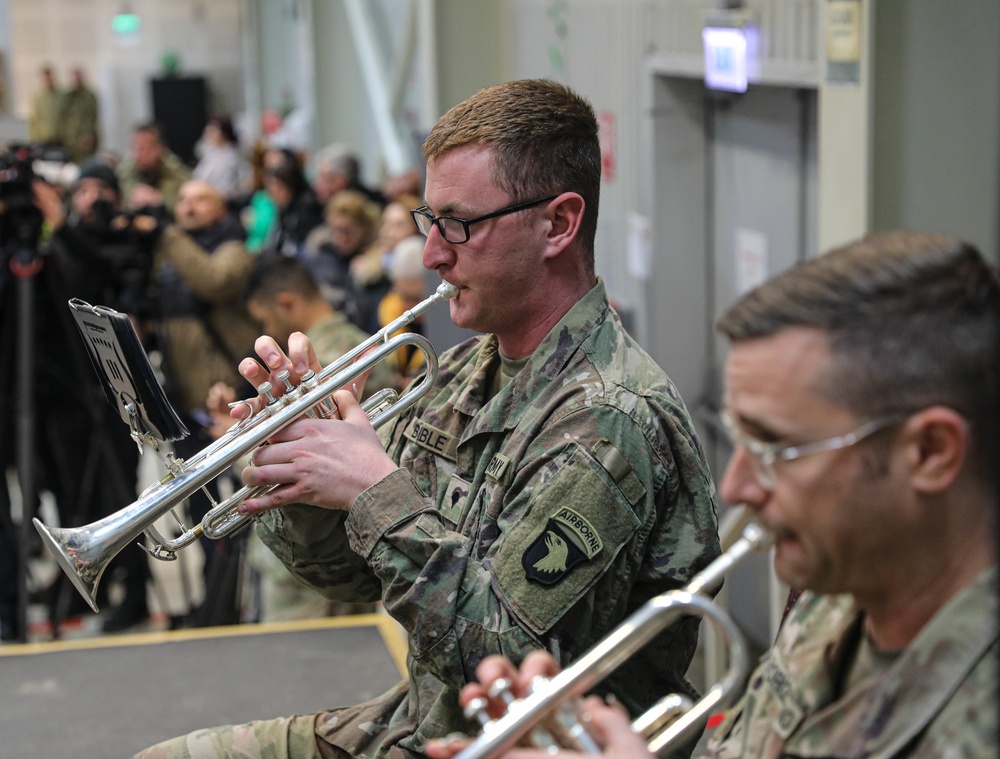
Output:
top-left (1, 71), bottom-right (437, 639)
top-left (2, 70), bottom-right (997, 759)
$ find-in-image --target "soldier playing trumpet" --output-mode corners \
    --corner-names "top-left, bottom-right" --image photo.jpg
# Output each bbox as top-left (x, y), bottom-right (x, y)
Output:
top-left (135, 79), bottom-right (721, 759)
top-left (432, 232), bottom-right (1000, 759)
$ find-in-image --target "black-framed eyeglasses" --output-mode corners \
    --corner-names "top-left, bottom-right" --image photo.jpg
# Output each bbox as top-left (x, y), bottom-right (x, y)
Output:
top-left (410, 195), bottom-right (557, 244)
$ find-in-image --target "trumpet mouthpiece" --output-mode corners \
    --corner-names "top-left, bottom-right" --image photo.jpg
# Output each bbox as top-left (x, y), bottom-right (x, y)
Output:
top-left (437, 281), bottom-right (460, 300)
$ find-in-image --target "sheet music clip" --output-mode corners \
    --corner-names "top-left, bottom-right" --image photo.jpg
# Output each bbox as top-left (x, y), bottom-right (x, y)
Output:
top-left (68, 299), bottom-right (189, 454)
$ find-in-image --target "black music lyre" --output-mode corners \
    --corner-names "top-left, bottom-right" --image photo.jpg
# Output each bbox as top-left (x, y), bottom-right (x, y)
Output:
top-left (68, 299), bottom-right (188, 448)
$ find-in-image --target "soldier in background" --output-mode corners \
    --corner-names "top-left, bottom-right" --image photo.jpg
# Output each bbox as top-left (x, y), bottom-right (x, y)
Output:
top-left (58, 67), bottom-right (99, 164)
top-left (204, 256), bottom-right (394, 622)
top-left (118, 122), bottom-right (191, 212)
top-left (27, 65), bottom-right (61, 147)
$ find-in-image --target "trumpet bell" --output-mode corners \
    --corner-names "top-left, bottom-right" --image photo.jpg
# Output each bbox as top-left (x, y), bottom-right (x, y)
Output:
top-left (33, 518), bottom-right (104, 613)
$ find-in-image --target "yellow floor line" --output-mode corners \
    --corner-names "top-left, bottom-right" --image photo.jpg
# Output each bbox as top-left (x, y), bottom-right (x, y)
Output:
top-left (0, 613), bottom-right (388, 658)
top-left (374, 614), bottom-right (410, 677)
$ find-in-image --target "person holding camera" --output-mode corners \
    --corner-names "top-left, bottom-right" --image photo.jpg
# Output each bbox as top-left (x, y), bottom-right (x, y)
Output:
top-left (119, 122), bottom-right (192, 213)
top-left (28, 160), bottom-right (153, 631)
top-left (149, 178), bottom-right (260, 625)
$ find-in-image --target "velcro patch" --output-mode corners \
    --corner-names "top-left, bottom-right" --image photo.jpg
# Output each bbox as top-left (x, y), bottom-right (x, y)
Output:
top-left (485, 453), bottom-right (511, 483)
top-left (404, 418), bottom-right (458, 461)
top-left (441, 474), bottom-right (471, 525)
top-left (761, 657), bottom-right (804, 739)
top-left (493, 441), bottom-right (640, 635)
top-left (591, 439), bottom-right (646, 505)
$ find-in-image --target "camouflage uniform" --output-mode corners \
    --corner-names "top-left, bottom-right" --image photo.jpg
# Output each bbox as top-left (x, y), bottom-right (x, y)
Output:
top-left (119, 151), bottom-right (192, 211)
top-left (58, 83), bottom-right (99, 163)
top-left (27, 86), bottom-right (61, 144)
top-left (136, 279), bottom-right (720, 758)
top-left (705, 566), bottom-right (998, 758)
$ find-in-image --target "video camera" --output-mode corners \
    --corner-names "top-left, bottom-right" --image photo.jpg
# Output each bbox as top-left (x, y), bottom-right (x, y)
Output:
top-left (0, 143), bottom-right (75, 261)
top-left (0, 144), bottom-right (44, 257)
top-left (79, 200), bottom-right (169, 320)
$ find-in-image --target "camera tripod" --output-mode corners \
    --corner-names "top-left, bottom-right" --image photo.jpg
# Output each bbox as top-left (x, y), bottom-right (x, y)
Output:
top-left (0, 227), bottom-right (148, 641)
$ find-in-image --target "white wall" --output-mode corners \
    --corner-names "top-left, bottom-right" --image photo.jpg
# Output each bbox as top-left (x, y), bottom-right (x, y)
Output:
top-left (7, 0), bottom-right (244, 157)
top-left (247, 0), bottom-right (436, 184)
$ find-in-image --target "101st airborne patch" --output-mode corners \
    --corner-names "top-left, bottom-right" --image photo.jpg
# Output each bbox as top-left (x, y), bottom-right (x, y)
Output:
top-left (522, 506), bottom-right (603, 585)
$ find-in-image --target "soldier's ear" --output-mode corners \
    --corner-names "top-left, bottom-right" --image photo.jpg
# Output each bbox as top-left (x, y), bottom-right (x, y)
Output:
top-left (542, 192), bottom-right (584, 261)
top-left (274, 291), bottom-right (297, 314)
top-left (903, 406), bottom-right (968, 495)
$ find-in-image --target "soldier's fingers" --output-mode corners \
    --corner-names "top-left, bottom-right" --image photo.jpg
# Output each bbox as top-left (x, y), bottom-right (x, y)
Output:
top-left (287, 332), bottom-right (322, 378)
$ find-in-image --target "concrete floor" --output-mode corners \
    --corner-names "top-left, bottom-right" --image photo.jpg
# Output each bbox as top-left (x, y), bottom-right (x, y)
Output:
top-left (0, 615), bottom-right (408, 757)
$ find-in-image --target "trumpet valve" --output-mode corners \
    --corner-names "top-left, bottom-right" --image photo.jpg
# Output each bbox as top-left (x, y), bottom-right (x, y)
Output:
top-left (547, 701), bottom-right (602, 754)
top-left (488, 678), bottom-right (517, 707)
top-left (276, 369), bottom-right (296, 394)
top-left (464, 697), bottom-right (495, 730)
top-left (258, 381), bottom-right (280, 409)
top-left (360, 389), bottom-right (399, 419)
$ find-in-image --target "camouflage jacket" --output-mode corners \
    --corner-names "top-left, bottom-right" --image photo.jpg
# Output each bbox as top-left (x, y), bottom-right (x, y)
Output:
top-left (705, 566), bottom-right (998, 758)
top-left (58, 85), bottom-right (99, 163)
top-left (119, 151), bottom-right (192, 211)
top-left (28, 88), bottom-right (61, 144)
top-left (257, 279), bottom-right (720, 758)
top-left (154, 223), bottom-right (259, 416)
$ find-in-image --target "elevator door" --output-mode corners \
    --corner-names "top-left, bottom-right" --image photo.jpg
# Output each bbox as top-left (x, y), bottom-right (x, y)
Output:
top-left (648, 77), bottom-right (817, 650)
top-left (708, 84), bottom-right (817, 650)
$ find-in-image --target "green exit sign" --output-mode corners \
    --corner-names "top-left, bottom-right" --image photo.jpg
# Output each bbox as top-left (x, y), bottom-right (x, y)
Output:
top-left (111, 13), bottom-right (142, 35)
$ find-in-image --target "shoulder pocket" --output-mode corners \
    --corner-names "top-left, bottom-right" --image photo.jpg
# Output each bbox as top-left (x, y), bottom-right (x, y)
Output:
top-left (492, 441), bottom-right (641, 635)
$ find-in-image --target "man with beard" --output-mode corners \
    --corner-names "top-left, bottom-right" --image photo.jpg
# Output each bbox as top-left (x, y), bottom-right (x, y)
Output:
top-left (119, 122), bottom-right (192, 213)
top-left (433, 232), bottom-right (999, 759)
top-left (151, 179), bottom-right (259, 624)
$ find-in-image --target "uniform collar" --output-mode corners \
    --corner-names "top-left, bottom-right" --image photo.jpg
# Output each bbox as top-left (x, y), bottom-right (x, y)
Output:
top-left (787, 565), bottom-right (999, 757)
top-left (460, 278), bottom-right (608, 439)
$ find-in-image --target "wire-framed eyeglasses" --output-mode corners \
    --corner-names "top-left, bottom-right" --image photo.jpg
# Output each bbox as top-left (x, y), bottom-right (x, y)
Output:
top-left (718, 409), bottom-right (904, 491)
top-left (410, 195), bottom-right (557, 245)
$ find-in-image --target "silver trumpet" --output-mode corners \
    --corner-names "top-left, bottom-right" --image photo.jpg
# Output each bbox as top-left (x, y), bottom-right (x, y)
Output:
top-left (455, 520), bottom-right (772, 759)
top-left (33, 281), bottom-right (458, 613)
